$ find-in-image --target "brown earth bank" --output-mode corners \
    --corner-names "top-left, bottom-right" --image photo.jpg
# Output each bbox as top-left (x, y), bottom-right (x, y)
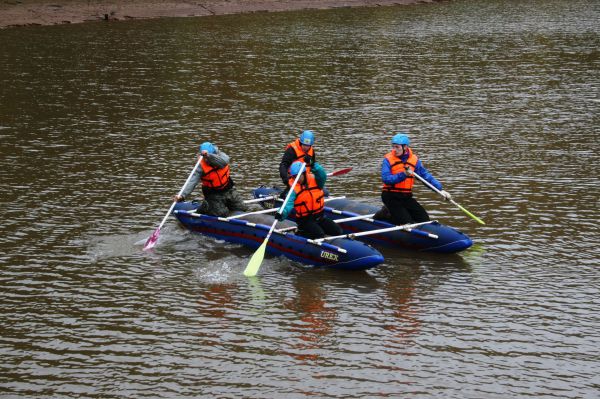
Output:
top-left (0, 0), bottom-right (448, 29)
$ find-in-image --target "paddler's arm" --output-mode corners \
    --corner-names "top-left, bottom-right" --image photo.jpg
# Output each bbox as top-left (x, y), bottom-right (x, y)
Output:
top-left (277, 191), bottom-right (296, 220)
top-left (381, 158), bottom-right (407, 185)
top-left (312, 162), bottom-right (327, 189)
top-left (205, 147), bottom-right (230, 168)
top-left (414, 160), bottom-right (442, 191)
top-left (177, 157), bottom-right (204, 201)
top-left (414, 160), bottom-right (452, 200)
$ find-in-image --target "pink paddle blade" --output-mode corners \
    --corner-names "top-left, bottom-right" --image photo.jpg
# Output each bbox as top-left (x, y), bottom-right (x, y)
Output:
top-left (143, 228), bottom-right (160, 251)
top-left (329, 167), bottom-right (352, 177)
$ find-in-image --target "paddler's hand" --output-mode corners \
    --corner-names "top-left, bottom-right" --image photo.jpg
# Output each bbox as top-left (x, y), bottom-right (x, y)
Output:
top-left (440, 190), bottom-right (452, 201)
top-left (275, 211), bottom-right (285, 221)
top-left (404, 167), bottom-right (413, 177)
top-left (174, 194), bottom-right (185, 202)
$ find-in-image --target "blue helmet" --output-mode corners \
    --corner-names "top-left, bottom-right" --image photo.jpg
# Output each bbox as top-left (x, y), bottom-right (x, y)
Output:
top-left (199, 142), bottom-right (216, 154)
top-left (289, 161), bottom-right (305, 177)
top-left (299, 130), bottom-right (315, 146)
top-left (391, 133), bottom-right (410, 146)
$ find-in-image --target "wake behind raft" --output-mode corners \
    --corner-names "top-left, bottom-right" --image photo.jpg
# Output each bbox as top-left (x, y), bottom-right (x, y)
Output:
top-left (172, 201), bottom-right (384, 271)
top-left (252, 186), bottom-right (473, 254)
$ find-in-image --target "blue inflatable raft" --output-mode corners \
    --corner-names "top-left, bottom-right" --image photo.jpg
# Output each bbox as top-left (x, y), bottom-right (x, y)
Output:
top-left (172, 202), bottom-right (384, 271)
top-left (251, 187), bottom-right (473, 254)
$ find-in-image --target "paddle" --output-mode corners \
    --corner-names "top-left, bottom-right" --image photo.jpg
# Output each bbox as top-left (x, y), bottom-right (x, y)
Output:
top-left (312, 221), bottom-right (438, 242)
top-left (243, 195), bottom-right (278, 204)
top-left (143, 156), bottom-right (203, 250)
top-left (243, 167), bottom-right (352, 205)
top-left (243, 162), bottom-right (306, 277)
top-left (333, 213), bottom-right (376, 224)
top-left (412, 172), bottom-right (485, 225)
top-left (327, 167), bottom-right (352, 177)
top-left (225, 207), bottom-right (278, 220)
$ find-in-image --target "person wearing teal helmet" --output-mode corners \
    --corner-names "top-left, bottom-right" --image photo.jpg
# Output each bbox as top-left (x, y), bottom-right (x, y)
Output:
top-left (378, 132), bottom-right (452, 225)
top-left (275, 161), bottom-right (342, 239)
top-left (299, 130), bottom-right (315, 146)
top-left (279, 130), bottom-right (317, 191)
top-left (174, 141), bottom-right (247, 217)
top-left (199, 142), bottom-right (216, 154)
top-left (289, 160), bottom-right (305, 176)
top-left (391, 133), bottom-right (410, 146)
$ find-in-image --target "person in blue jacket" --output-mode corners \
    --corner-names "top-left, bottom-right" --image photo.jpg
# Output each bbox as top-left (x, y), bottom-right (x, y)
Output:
top-left (378, 132), bottom-right (452, 225)
top-left (275, 161), bottom-right (342, 239)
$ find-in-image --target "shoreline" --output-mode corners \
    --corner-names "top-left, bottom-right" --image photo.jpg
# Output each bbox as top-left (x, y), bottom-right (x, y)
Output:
top-left (0, 0), bottom-right (447, 29)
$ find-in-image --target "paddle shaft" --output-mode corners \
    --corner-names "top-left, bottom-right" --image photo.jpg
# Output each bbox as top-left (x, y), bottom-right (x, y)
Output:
top-left (333, 213), bottom-right (376, 224)
top-left (226, 207), bottom-right (277, 220)
top-left (244, 195), bottom-right (277, 204)
top-left (157, 156), bottom-right (202, 231)
top-left (143, 156), bottom-right (202, 250)
top-left (243, 168), bottom-right (351, 205)
top-left (271, 163), bottom-right (306, 229)
top-left (412, 171), bottom-right (485, 225)
top-left (243, 162), bottom-right (306, 276)
top-left (313, 221), bottom-right (436, 242)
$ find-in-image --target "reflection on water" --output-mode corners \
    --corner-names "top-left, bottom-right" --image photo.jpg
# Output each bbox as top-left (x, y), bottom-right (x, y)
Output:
top-left (284, 272), bottom-right (339, 363)
top-left (1, 0), bottom-right (599, 397)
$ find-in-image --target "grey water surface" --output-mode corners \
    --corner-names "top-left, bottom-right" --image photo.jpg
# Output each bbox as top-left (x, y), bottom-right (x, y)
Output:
top-left (0, 0), bottom-right (599, 397)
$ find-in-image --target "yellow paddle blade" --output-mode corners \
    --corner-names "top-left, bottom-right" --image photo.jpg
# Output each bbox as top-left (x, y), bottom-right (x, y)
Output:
top-left (454, 202), bottom-right (486, 225)
top-left (243, 240), bottom-right (268, 277)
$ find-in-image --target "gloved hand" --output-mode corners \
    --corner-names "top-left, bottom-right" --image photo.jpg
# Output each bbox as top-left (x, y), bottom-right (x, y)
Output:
top-left (304, 155), bottom-right (312, 165)
top-left (275, 211), bottom-right (285, 221)
top-left (440, 190), bottom-right (452, 201)
top-left (404, 167), bottom-right (413, 176)
top-left (174, 194), bottom-right (185, 202)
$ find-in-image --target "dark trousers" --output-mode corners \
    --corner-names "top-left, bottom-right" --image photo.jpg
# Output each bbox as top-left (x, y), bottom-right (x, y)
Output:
top-left (198, 187), bottom-right (247, 217)
top-left (296, 213), bottom-right (343, 239)
top-left (381, 191), bottom-right (430, 225)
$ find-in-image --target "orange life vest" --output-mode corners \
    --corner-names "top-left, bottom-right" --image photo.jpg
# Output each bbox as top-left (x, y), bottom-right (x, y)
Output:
top-left (286, 139), bottom-right (314, 174)
top-left (200, 158), bottom-right (231, 192)
top-left (290, 173), bottom-right (325, 218)
top-left (382, 148), bottom-right (418, 194)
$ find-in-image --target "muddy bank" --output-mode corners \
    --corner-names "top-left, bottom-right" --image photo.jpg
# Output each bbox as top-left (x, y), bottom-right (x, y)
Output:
top-left (0, 0), bottom-right (447, 29)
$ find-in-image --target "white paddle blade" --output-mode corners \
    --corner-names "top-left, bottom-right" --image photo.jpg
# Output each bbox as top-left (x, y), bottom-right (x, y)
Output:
top-left (243, 240), bottom-right (268, 277)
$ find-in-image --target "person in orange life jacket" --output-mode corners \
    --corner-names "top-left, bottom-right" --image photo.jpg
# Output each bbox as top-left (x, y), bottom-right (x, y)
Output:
top-left (279, 130), bottom-right (316, 191)
top-left (275, 161), bottom-right (342, 240)
top-left (174, 142), bottom-right (247, 217)
top-left (379, 133), bottom-right (452, 225)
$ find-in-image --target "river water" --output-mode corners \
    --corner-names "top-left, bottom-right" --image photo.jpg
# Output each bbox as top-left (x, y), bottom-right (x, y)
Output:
top-left (1, 0), bottom-right (598, 397)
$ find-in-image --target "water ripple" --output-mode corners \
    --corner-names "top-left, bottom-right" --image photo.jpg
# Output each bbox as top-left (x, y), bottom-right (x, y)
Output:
top-left (1, 1), bottom-right (600, 398)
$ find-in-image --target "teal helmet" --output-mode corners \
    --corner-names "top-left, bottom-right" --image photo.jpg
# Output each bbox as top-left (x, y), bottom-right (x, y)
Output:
top-left (199, 142), bottom-right (216, 154)
top-left (299, 130), bottom-right (315, 146)
top-left (391, 133), bottom-right (410, 146)
top-left (289, 161), bottom-right (305, 177)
